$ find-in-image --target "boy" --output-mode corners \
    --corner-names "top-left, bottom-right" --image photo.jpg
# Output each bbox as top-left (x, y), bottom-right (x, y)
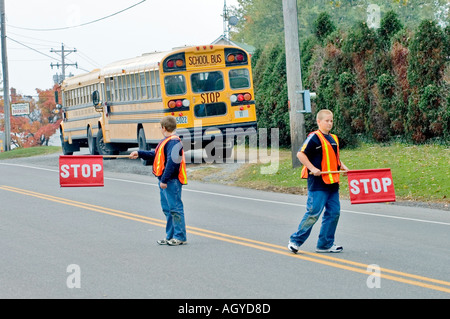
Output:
top-left (288, 109), bottom-right (348, 253)
top-left (130, 116), bottom-right (188, 246)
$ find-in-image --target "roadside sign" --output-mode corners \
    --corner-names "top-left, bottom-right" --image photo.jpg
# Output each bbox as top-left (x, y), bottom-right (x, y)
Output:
top-left (59, 156), bottom-right (104, 187)
top-left (11, 103), bottom-right (30, 116)
top-left (347, 168), bottom-right (395, 204)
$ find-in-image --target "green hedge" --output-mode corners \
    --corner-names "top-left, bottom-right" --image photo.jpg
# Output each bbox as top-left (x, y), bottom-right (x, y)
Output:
top-left (252, 11), bottom-right (449, 147)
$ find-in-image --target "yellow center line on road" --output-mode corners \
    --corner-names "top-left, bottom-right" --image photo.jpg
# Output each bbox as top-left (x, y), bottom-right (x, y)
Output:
top-left (2, 185), bottom-right (450, 294)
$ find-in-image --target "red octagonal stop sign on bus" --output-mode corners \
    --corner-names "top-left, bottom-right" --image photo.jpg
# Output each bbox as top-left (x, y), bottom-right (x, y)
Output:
top-left (59, 155), bottom-right (104, 187)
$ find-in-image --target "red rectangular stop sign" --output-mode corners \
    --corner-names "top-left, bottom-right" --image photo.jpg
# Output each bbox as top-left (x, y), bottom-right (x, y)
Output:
top-left (59, 156), bottom-right (104, 187)
top-left (347, 168), bottom-right (395, 204)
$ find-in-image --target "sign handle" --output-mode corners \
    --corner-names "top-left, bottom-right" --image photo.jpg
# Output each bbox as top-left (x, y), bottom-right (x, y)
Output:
top-left (101, 155), bottom-right (131, 158)
top-left (309, 170), bottom-right (347, 175)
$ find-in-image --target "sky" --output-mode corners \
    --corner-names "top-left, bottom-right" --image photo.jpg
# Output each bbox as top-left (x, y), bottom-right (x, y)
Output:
top-left (3, 0), bottom-right (240, 97)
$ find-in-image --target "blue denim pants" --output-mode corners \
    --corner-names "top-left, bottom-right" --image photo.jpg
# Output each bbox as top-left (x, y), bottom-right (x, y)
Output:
top-left (159, 179), bottom-right (186, 241)
top-left (290, 189), bottom-right (340, 250)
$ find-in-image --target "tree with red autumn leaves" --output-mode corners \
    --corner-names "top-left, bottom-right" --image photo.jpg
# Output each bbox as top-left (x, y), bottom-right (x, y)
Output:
top-left (1, 84), bottom-right (62, 148)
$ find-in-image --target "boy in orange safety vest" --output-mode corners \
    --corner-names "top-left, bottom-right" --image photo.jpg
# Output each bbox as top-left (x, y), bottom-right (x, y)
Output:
top-left (288, 109), bottom-right (348, 253)
top-left (130, 116), bottom-right (187, 246)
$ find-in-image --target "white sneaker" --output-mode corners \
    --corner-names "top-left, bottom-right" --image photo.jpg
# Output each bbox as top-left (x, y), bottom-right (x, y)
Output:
top-left (288, 241), bottom-right (300, 254)
top-left (315, 244), bottom-right (343, 253)
top-left (167, 238), bottom-right (187, 246)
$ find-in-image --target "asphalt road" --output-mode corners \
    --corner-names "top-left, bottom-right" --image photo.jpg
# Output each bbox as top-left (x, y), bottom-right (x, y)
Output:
top-left (1, 151), bottom-right (450, 300)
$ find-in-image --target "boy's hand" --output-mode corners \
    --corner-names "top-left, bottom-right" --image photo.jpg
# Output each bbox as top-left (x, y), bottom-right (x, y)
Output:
top-left (129, 151), bottom-right (139, 159)
top-left (311, 167), bottom-right (321, 176)
top-left (160, 182), bottom-right (167, 189)
top-left (340, 163), bottom-right (349, 176)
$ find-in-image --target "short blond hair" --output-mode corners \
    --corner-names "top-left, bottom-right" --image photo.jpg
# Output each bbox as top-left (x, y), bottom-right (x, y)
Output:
top-left (160, 115), bottom-right (177, 132)
top-left (316, 109), bottom-right (333, 121)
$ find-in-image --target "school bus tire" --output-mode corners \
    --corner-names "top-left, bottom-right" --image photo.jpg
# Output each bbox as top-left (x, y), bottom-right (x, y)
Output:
top-left (138, 128), bottom-right (152, 166)
top-left (60, 129), bottom-right (79, 155)
top-left (96, 127), bottom-right (118, 157)
top-left (87, 126), bottom-right (99, 155)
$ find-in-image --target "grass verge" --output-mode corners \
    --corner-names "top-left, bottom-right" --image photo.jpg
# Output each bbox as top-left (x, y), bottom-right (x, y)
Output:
top-left (235, 142), bottom-right (449, 205)
top-left (0, 146), bottom-right (61, 160)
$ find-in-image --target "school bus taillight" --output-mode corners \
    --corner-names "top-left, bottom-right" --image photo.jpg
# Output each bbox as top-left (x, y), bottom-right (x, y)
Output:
top-left (230, 93), bottom-right (252, 103)
top-left (226, 53), bottom-right (244, 63)
top-left (168, 99), bottom-right (189, 108)
top-left (166, 59), bottom-right (184, 68)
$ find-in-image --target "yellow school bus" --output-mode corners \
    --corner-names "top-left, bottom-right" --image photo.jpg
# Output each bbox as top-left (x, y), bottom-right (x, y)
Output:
top-left (60, 45), bottom-right (257, 160)
top-left (60, 69), bottom-right (103, 155)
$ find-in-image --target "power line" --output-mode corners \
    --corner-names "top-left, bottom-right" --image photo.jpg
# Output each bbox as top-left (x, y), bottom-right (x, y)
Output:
top-left (7, 0), bottom-right (146, 31)
top-left (7, 37), bottom-right (94, 74)
top-left (7, 31), bottom-right (61, 44)
top-left (7, 37), bottom-right (57, 60)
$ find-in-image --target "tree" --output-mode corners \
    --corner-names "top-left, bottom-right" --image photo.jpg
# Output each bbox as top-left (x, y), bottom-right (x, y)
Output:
top-left (2, 85), bottom-right (62, 148)
top-left (407, 20), bottom-right (447, 142)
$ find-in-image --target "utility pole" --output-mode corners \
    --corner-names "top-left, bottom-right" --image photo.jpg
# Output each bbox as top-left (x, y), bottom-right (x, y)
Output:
top-left (50, 43), bottom-right (77, 83)
top-left (282, 0), bottom-right (305, 168)
top-left (1, 0), bottom-right (11, 151)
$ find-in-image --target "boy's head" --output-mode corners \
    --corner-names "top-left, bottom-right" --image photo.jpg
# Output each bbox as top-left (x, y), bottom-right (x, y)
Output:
top-left (316, 109), bottom-right (333, 134)
top-left (160, 116), bottom-right (177, 133)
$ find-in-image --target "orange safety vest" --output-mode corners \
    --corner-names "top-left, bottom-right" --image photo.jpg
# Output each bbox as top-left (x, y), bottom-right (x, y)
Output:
top-left (152, 135), bottom-right (187, 185)
top-left (301, 130), bottom-right (341, 184)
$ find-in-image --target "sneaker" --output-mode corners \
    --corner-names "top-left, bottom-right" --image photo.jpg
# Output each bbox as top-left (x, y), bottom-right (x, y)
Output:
top-left (288, 241), bottom-right (300, 254)
top-left (157, 238), bottom-right (170, 245)
top-left (315, 244), bottom-right (343, 253)
top-left (167, 238), bottom-right (187, 246)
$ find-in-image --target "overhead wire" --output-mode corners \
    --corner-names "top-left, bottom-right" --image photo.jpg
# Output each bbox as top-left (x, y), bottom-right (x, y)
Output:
top-left (7, 0), bottom-right (146, 31)
top-left (7, 37), bottom-right (58, 61)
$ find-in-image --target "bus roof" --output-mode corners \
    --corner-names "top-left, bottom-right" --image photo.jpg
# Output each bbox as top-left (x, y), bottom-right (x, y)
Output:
top-left (100, 51), bottom-right (167, 77)
top-left (62, 69), bottom-right (101, 91)
top-left (61, 45), bottom-right (250, 89)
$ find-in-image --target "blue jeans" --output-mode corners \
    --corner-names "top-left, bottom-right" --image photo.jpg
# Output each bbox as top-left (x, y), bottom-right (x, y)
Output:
top-left (159, 179), bottom-right (186, 241)
top-left (290, 190), bottom-right (340, 249)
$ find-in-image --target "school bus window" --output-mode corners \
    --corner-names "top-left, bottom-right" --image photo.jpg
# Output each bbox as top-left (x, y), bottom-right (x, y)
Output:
top-left (111, 77), bottom-right (116, 101)
top-left (155, 71), bottom-right (161, 98)
top-left (139, 72), bottom-right (147, 99)
top-left (116, 76), bottom-right (122, 101)
top-left (191, 71), bottom-right (224, 93)
top-left (145, 72), bottom-right (151, 98)
top-left (87, 86), bottom-right (91, 103)
top-left (121, 75), bottom-right (127, 101)
top-left (117, 77), bottom-right (122, 101)
top-left (105, 78), bottom-right (111, 101)
top-left (124, 75), bottom-right (129, 100)
top-left (152, 70), bottom-right (161, 98)
top-left (164, 74), bottom-right (186, 96)
top-left (229, 69), bottom-right (250, 89)
top-left (194, 102), bottom-right (227, 118)
top-left (134, 74), bottom-right (138, 99)
top-left (135, 74), bottom-right (141, 100)
top-left (130, 74), bottom-right (134, 100)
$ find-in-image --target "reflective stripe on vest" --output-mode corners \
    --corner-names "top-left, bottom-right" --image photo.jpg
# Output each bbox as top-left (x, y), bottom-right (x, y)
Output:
top-left (152, 135), bottom-right (187, 185)
top-left (300, 130), bottom-right (340, 184)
